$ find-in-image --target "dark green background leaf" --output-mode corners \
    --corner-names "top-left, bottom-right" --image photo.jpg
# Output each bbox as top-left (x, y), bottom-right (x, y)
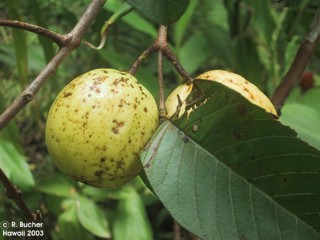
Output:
top-left (5, 0), bottom-right (28, 86)
top-left (125, 0), bottom-right (190, 25)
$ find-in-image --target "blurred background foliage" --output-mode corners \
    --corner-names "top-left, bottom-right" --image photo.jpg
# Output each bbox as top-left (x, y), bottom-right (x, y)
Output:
top-left (0, 0), bottom-right (320, 239)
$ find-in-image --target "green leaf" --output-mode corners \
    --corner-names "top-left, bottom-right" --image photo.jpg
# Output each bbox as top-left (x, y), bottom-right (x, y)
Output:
top-left (112, 188), bottom-right (153, 240)
top-left (179, 33), bottom-right (209, 75)
top-left (173, 0), bottom-right (199, 47)
top-left (273, 0), bottom-right (304, 7)
top-left (280, 103), bottom-right (320, 151)
top-left (6, 0), bottom-right (28, 86)
top-left (45, 195), bottom-right (64, 217)
top-left (105, 0), bottom-right (157, 38)
top-left (233, 36), bottom-right (264, 86)
top-left (204, 25), bottom-right (235, 68)
top-left (142, 80), bottom-right (320, 238)
top-left (57, 201), bottom-right (93, 240)
top-left (31, 0), bottom-right (56, 63)
top-left (142, 121), bottom-right (320, 239)
top-left (294, 88), bottom-right (320, 111)
top-left (36, 173), bottom-right (76, 197)
top-left (249, 0), bottom-right (275, 44)
top-left (76, 196), bottom-right (111, 238)
top-left (0, 138), bottom-right (35, 190)
top-left (125, 0), bottom-right (190, 25)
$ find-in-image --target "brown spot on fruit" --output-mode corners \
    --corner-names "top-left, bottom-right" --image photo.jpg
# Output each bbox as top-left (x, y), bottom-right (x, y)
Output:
top-left (112, 128), bottom-right (119, 134)
top-left (95, 170), bottom-right (104, 177)
top-left (63, 92), bottom-right (72, 98)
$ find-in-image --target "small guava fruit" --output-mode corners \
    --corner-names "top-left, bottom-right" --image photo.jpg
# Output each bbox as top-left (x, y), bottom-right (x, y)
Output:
top-left (165, 70), bottom-right (277, 118)
top-left (45, 69), bottom-right (159, 189)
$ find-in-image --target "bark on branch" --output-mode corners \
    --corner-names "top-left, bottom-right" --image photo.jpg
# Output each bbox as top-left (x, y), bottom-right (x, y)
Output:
top-left (0, 169), bottom-right (39, 222)
top-left (271, 9), bottom-right (320, 113)
top-left (0, 19), bottom-right (69, 47)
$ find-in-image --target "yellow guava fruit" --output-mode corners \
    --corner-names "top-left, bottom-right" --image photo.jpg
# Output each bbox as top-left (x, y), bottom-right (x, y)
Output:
top-left (45, 69), bottom-right (159, 189)
top-left (165, 70), bottom-right (277, 118)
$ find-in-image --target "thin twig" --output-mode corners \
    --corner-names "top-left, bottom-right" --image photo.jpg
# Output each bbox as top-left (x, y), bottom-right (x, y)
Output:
top-left (173, 220), bottom-right (181, 240)
top-left (0, 169), bottom-right (37, 222)
top-left (129, 44), bottom-right (158, 75)
top-left (129, 29), bottom-right (192, 83)
top-left (0, 0), bottom-right (107, 130)
top-left (271, 8), bottom-right (320, 113)
top-left (0, 19), bottom-right (69, 47)
top-left (157, 25), bottom-right (167, 120)
top-left (162, 46), bottom-right (192, 84)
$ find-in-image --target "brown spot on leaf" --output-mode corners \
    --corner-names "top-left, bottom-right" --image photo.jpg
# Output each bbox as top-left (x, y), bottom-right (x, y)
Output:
top-left (192, 125), bottom-right (198, 132)
top-left (237, 104), bottom-right (247, 116)
top-left (234, 129), bottom-right (243, 139)
top-left (183, 135), bottom-right (190, 143)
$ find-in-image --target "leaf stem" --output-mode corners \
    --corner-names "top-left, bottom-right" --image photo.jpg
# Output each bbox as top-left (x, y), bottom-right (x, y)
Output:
top-left (157, 25), bottom-right (167, 120)
top-left (128, 44), bottom-right (158, 75)
top-left (162, 46), bottom-right (192, 84)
